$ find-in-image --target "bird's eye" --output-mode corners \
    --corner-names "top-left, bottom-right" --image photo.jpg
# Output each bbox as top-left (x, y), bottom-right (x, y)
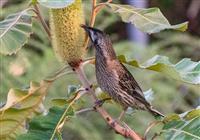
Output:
top-left (89, 31), bottom-right (101, 46)
top-left (94, 39), bottom-right (100, 46)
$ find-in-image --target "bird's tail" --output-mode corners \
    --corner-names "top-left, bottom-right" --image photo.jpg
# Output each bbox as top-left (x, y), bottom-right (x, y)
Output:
top-left (148, 106), bottom-right (164, 117)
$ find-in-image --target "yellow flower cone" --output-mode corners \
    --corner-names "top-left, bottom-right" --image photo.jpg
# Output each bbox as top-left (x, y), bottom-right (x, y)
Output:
top-left (50, 0), bottom-right (85, 67)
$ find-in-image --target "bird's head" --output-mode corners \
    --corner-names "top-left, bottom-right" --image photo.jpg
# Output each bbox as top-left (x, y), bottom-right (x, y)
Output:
top-left (81, 24), bottom-right (106, 47)
top-left (81, 24), bottom-right (116, 59)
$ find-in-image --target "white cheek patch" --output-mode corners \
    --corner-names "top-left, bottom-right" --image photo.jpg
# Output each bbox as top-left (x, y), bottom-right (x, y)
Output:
top-left (90, 31), bottom-right (97, 42)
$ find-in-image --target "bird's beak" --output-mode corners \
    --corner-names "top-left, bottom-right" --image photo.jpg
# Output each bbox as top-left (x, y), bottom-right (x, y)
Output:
top-left (80, 24), bottom-right (93, 49)
top-left (80, 24), bottom-right (90, 35)
top-left (80, 24), bottom-right (97, 44)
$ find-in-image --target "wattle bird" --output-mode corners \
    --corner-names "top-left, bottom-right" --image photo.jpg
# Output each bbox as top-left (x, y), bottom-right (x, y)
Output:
top-left (81, 25), bottom-right (164, 120)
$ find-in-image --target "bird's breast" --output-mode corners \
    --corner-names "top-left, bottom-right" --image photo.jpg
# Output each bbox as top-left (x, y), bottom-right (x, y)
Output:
top-left (95, 57), bottom-right (119, 96)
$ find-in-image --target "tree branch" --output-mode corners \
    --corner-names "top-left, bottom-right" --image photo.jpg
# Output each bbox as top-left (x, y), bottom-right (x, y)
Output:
top-left (83, 0), bottom-right (112, 50)
top-left (75, 107), bottom-right (94, 115)
top-left (83, 0), bottom-right (97, 50)
top-left (74, 64), bottom-right (143, 140)
top-left (95, 0), bottom-right (112, 13)
top-left (33, 4), bottom-right (51, 40)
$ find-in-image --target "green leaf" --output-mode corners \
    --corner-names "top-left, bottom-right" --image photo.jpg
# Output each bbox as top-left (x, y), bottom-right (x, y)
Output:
top-left (31, 0), bottom-right (38, 5)
top-left (38, 0), bottom-right (75, 9)
top-left (0, 9), bottom-right (33, 55)
top-left (51, 85), bottom-right (84, 111)
top-left (51, 98), bottom-right (85, 110)
top-left (51, 99), bottom-right (67, 107)
top-left (161, 107), bottom-right (200, 140)
top-left (118, 55), bottom-right (200, 85)
top-left (49, 85), bottom-right (80, 108)
top-left (0, 81), bottom-right (50, 140)
top-left (17, 106), bottom-right (74, 140)
top-left (107, 3), bottom-right (188, 33)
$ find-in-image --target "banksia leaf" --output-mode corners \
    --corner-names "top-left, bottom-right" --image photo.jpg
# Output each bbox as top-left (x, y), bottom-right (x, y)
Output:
top-left (49, 0), bottom-right (85, 67)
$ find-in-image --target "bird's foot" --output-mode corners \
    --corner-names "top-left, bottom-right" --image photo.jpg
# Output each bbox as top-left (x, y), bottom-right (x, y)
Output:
top-left (94, 98), bottom-right (111, 107)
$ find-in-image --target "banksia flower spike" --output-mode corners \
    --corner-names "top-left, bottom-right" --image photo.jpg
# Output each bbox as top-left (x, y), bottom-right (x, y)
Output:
top-left (49, 0), bottom-right (85, 67)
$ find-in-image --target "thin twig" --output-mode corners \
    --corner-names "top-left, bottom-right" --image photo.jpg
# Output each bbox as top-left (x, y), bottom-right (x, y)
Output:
top-left (44, 71), bottom-right (74, 82)
top-left (33, 4), bottom-right (51, 39)
top-left (75, 65), bottom-right (97, 100)
top-left (74, 63), bottom-right (142, 140)
top-left (83, 0), bottom-right (97, 50)
top-left (90, 0), bottom-right (98, 27)
top-left (95, 0), bottom-right (112, 13)
top-left (75, 107), bottom-right (94, 115)
top-left (144, 121), bottom-right (162, 139)
top-left (82, 57), bottom-right (95, 66)
top-left (83, 0), bottom-right (112, 50)
top-left (53, 65), bottom-right (70, 76)
top-left (44, 65), bottom-right (72, 82)
top-left (83, 57), bottom-right (95, 62)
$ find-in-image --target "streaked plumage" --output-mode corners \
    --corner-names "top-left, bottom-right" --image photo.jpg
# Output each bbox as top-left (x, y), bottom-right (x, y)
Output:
top-left (81, 25), bottom-right (164, 117)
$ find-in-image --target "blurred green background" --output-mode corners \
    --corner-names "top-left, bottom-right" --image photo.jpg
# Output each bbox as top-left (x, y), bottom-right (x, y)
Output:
top-left (0, 0), bottom-right (200, 139)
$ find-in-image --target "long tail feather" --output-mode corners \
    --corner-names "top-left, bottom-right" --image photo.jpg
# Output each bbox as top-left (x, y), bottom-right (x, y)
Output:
top-left (148, 106), bottom-right (164, 117)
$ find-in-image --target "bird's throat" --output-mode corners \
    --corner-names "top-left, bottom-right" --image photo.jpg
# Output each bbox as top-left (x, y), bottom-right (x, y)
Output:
top-left (95, 44), bottom-right (117, 62)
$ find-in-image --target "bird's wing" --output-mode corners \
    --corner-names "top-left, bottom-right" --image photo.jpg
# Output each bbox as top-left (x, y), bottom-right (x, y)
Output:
top-left (113, 61), bottom-right (151, 107)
